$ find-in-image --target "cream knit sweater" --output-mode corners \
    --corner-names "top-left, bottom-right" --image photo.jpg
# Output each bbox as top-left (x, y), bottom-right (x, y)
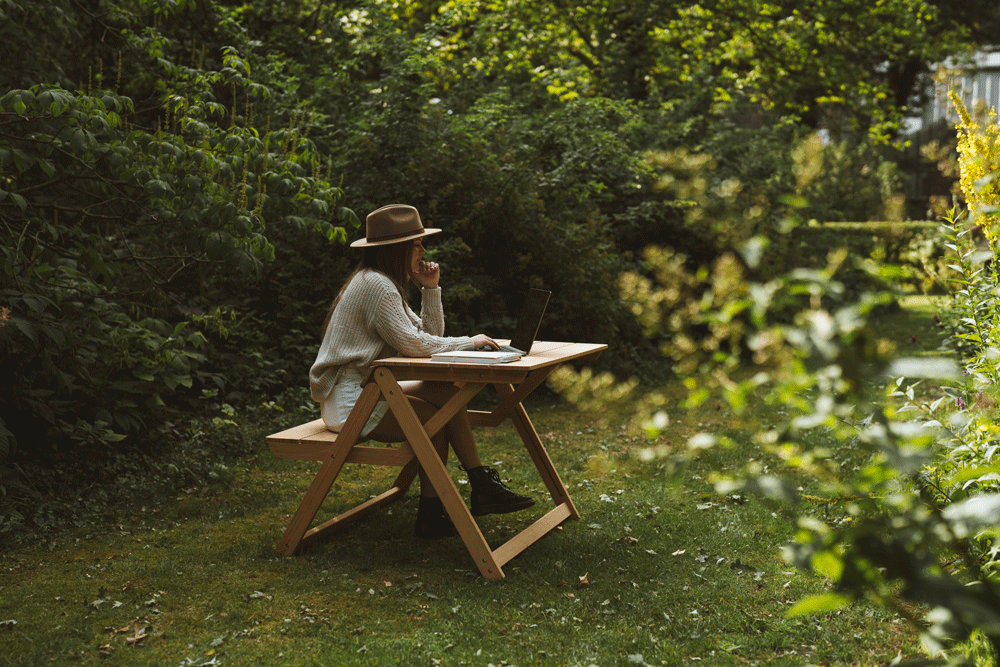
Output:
top-left (309, 269), bottom-right (475, 403)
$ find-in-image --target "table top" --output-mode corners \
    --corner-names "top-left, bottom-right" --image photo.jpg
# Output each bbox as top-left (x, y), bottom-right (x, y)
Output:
top-left (367, 341), bottom-right (607, 383)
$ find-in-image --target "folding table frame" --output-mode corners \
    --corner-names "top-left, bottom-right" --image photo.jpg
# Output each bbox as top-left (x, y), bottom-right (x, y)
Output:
top-left (266, 341), bottom-right (606, 579)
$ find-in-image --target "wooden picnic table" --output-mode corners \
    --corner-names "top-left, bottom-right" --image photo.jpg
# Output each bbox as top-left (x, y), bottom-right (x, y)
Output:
top-left (266, 341), bottom-right (607, 579)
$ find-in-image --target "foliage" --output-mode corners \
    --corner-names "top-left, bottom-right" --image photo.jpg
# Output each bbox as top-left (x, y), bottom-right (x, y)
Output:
top-left (644, 132), bottom-right (913, 292)
top-left (317, 13), bottom-right (654, 366)
top-left (793, 222), bottom-right (953, 295)
top-left (554, 151), bottom-right (1000, 664)
top-left (365, 0), bottom-right (985, 143)
top-left (0, 1), bottom-right (355, 461)
top-left (0, 393), bottom-right (310, 549)
top-left (3, 0), bottom-right (997, 525)
top-left (560, 233), bottom-right (1000, 664)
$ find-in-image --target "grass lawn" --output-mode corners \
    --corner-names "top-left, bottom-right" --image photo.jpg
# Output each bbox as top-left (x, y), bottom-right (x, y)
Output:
top-left (0, 298), bottom-right (951, 666)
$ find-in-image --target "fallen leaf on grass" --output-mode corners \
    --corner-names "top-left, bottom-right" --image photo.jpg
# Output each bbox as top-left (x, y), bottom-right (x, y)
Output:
top-left (672, 549), bottom-right (686, 556)
top-left (579, 573), bottom-right (590, 586)
top-left (125, 623), bottom-right (148, 646)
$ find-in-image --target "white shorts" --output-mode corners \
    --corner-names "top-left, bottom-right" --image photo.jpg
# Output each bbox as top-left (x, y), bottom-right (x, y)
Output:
top-left (320, 367), bottom-right (389, 438)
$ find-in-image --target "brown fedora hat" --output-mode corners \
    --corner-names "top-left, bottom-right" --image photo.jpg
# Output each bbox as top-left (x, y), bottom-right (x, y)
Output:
top-left (350, 204), bottom-right (442, 248)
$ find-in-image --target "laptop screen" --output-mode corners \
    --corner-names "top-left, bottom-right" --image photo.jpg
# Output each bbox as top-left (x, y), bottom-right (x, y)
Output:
top-left (509, 289), bottom-right (551, 353)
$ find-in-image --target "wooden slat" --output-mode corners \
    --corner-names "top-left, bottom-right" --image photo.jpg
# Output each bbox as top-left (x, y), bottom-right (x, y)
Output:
top-left (344, 445), bottom-right (413, 466)
top-left (266, 418), bottom-right (328, 445)
top-left (492, 503), bottom-right (573, 568)
top-left (373, 342), bottom-right (607, 381)
top-left (268, 425), bottom-right (413, 466)
top-left (299, 485), bottom-right (409, 550)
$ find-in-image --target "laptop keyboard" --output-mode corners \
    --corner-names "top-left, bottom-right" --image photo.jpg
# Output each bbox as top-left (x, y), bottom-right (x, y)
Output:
top-left (471, 344), bottom-right (521, 354)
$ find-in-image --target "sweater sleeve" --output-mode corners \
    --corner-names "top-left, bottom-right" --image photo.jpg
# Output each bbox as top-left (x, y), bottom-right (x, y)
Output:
top-left (371, 282), bottom-right (475, 358)
top-left (416, 287), bottom-right (445, 336)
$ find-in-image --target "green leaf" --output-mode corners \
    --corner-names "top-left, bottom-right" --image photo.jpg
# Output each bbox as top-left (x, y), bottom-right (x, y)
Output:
top-left (22, 295), bottom-right (49, 313)
top-left (11, 317), bottom-right (38, 343)
top-left (948, 465), bottom-right (1000, 486)
top-left (780, 194), bottom-right (809, 208)
top-left (70, 128), bottom-right (88, 153)
top-left (310, 198), bottom-right (329, 217)
top-left (37, 323), bottom-right (65, 346)
top-left (0, 419), bottom-right (16, 460)
top-left (812, 551), bottom-right (844, 580)
top-left (145, 180), bottom-right (173, 197)
top-left (786, 593), bottom-right (852, 618)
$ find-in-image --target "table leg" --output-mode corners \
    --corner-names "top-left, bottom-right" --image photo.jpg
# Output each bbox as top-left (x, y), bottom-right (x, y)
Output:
top-left (373, 367), bottom-right (506, 579)
top-left (497, 383), bottom-right (580, 519)
top-left (276, 382), bottom-right (381, 556)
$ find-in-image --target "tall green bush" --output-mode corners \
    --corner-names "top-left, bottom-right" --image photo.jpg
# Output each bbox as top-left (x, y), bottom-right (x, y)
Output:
top-left (0, 5), bottom-right (354, 460)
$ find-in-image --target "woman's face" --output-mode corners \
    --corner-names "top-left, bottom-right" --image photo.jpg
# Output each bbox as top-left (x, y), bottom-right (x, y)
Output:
top-left (409, 239), bottom-right (425, 275)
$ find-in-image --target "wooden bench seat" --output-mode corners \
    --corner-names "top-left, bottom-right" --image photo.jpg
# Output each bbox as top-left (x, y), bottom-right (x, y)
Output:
top-left (267, 418), bottom-right (414, 466)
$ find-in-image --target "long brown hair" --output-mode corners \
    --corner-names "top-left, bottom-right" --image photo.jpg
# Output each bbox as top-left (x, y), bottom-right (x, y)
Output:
top-left (320, 241), bottom-right (414, 340)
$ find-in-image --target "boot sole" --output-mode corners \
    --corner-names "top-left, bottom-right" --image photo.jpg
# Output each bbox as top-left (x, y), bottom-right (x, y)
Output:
top-left (471, 498), bottom-right (536, 516)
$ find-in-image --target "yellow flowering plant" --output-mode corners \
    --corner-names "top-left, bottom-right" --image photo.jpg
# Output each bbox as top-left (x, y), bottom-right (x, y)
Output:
top-left (949, 90), bottom-right (1000, 242)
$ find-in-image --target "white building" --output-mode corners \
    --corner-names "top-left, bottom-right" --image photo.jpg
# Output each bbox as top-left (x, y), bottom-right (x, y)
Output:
top-left (921, 51), bottom-right (1000, 126)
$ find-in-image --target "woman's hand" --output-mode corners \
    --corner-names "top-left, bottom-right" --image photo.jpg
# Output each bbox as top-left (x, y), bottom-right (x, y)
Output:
top-left (413, 259), bottom-right (440, 288)
top-left (472, 334), bottom-right (501, 350)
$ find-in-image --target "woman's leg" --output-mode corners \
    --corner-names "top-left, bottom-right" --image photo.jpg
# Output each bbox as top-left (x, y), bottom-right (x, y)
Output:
top-left (365, 385), bottom-right (464, 539)
top-left (398, 381), bottom-right (534, 517)
top-left (365, 391), bottom-right (448, 497)
top-left (397, 381), bottom-right (483, 471)
top-left (368, 380), bottom-right (534, 523)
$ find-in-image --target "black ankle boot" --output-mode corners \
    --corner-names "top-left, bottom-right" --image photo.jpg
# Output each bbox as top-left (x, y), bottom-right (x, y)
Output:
top-left (415, 495), bottom-right (458, 539)
top-left (467, 466), bottom-right (535, 516)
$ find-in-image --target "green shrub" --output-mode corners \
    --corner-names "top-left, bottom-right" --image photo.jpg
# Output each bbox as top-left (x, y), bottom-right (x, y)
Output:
top-left (0, 51), bottom-right (352, 461)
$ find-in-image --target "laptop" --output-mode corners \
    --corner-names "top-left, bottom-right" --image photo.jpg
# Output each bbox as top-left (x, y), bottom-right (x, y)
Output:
top-left (499, 288), bottom-right (551, 354)
top-left (431, 288), bottom-right (551, 362)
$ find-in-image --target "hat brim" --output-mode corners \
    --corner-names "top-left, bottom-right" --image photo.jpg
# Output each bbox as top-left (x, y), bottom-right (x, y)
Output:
top-left (350, 228), bottom-right (442, 248)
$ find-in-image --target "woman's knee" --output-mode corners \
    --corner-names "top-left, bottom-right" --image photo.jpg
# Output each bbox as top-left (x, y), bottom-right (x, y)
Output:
top-left (404, 380), bottom-right (458, 407)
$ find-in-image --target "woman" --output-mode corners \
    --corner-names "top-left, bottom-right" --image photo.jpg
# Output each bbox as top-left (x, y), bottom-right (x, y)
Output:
top-left (310, 204), bottom-right (535, 538)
